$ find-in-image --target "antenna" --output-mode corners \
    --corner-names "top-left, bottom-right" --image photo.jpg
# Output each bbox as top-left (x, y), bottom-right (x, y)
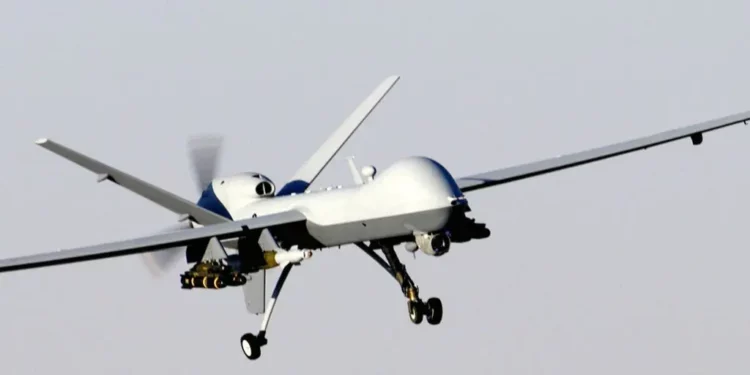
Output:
top-left (345, 156), bottom-right (364, 185)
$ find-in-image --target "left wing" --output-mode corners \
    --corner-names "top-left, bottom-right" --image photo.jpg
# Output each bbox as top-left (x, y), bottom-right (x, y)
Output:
top-left (456, 109), bottom-right (750, 193)
top-left (0, 210), bottom-right (306, 274)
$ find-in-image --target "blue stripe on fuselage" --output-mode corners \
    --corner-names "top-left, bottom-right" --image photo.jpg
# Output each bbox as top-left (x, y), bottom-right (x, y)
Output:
top-left (276, 179), bottom-right (309, 196)
top-left (196, 182), bottom-right (233, 220)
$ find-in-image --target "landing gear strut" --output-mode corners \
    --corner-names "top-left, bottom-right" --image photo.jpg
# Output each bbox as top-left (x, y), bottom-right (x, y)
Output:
top-left (358, 242), bottom-right (443, 325)
top-left (239, 262), bottom-right (293, 361)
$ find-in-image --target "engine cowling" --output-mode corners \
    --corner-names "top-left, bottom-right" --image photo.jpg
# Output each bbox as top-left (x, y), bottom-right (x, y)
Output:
top-left (414, 232), bottom-right (451, 256)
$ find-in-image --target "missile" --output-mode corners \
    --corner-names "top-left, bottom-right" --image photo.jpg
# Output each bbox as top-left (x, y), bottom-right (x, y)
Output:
top-left (181, 275), bottom-right (226, 289)
top-left (262, 249), bottom-right (313, 269)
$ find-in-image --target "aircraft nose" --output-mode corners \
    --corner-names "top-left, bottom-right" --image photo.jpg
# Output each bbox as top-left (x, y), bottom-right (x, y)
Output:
top-left (378, 156), bottom-right (466, 209)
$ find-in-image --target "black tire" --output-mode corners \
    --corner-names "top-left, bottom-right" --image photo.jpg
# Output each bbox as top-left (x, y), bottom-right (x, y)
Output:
top-left (240, 333), bottom-right (261, 360)
top-left (426, 297), bottom-right (443, 325)
top-left (408, 301), bottom-right (423, 324)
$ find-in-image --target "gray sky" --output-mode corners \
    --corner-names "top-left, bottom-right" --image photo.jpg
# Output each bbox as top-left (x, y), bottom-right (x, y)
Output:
top-left (2, 1), bottom-right (749, 374)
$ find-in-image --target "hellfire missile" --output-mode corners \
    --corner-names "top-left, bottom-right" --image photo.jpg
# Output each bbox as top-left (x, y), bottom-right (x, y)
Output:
top-left (261, 249), bottom-right (313, 269)
top-left (180, 250), bottom-right (313, 290)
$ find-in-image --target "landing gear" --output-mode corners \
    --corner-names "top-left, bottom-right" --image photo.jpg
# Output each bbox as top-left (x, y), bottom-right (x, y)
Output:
top-left (407, 296), bottom-right (442, 325)
top-left (407, 300), bottom-right (423, 324)
top-left (357, 242), bottom-right (444, 325)
top-left (239, 262), bottom-right (294, 361)
top-left (425, 297), bottom-right (443, 325)
top-left (240, 332), bottom-right (266, 360)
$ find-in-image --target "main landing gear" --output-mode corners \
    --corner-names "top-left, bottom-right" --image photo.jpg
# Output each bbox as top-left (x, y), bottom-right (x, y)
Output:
top-left (236, 243), bottom-right (439, 362)
top-left (408, 296), bottom-right (443, 325)
top-left (357, 242), bottom-right (443, 325)
top-left (239, 262), bottom-right (294, 361)
top-left (240, 332), bottom-right (266, 361)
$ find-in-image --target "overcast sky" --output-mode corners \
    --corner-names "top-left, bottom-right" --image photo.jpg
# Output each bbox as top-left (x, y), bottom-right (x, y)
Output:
top-left (2, 1), bottom-right (750, 374)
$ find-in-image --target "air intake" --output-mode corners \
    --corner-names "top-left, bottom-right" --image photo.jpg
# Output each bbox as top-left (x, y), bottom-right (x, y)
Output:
top-left (255, 181), bottom-right (274, 196)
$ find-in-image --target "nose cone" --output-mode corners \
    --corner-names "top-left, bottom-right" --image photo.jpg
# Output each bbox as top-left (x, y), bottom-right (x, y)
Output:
top-left (376, 156), bottom-right (464, 208)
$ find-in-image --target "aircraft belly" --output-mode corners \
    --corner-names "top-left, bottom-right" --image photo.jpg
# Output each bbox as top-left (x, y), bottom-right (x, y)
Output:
top-left (305, 206), bottom-right (454, 247)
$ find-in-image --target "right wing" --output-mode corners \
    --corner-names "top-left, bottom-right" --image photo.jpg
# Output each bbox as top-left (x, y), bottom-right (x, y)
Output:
top-left (0, 210), bottom-right (306, 273)
top-left (455, 110), bottom-right (750, 192)
top-left (276, 75), bottom-right (400, 196)
top-left (34, 138), bottom-right (229, 226)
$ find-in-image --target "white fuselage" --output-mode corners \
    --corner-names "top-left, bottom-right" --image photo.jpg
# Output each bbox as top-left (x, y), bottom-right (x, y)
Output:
top-left (205, 156), bottom-right (468, 248)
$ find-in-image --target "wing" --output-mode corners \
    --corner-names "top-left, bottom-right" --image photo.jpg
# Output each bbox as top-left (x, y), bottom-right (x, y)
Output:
top-left (34, 138), bottom-right (229, 225)
top-left (276, 75), bottom-right (400, 196)
top-left (455, 110), bottom-right (750, 192)
top-left (0, 210), bottom-right (306, 273)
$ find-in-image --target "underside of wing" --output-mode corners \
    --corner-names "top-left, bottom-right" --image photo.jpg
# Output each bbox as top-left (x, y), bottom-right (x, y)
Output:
top-left (0, 210), bottom-right (307, 274)
top-left (456, 109), bottom-right (750, 192)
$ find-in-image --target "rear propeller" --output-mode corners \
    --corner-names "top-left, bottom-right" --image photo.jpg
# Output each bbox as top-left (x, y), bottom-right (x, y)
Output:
top-left (140, 134), bottom-right (225, 278)
top-left (140, 221), bottom-right (192, 277)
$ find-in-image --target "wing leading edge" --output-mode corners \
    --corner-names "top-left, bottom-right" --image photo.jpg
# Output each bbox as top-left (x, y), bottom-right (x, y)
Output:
top-left (455, 109), bottom-right (750, 192)
top-left (34, 138), bottom-right (229, 226)
top-left (0, 210), bottom-right (306, 274)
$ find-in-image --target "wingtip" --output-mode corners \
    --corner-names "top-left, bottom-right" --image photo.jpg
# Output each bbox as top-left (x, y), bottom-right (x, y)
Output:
top-left (378, 75), bottom-right (400, 89)
top-left (35, 138), bottom-right (48, 145)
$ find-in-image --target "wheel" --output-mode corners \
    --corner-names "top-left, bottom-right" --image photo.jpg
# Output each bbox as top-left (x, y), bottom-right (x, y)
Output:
top-left (240, 333), bottom-right (261, 360)
top-left (425, 297), bottom-right (443, 325)
top-left (408, 300), bottom-right (423, 324)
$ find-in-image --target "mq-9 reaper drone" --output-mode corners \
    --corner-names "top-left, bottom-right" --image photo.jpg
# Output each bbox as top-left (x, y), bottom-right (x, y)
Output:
top-left (0, 76), bottom-right (748, 361)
